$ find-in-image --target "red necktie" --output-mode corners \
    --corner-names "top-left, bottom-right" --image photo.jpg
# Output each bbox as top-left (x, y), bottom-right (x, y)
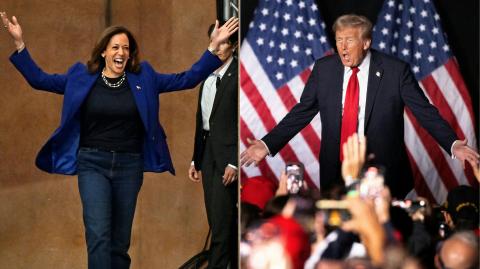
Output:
top-left (340, 67), bottom-right (359, 161)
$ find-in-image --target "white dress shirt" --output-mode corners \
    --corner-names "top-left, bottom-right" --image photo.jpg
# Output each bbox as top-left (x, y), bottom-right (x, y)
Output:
top-left (201, 56), bottom-right (233, 131)
top-left (195, 56), bottom-right (237, 170)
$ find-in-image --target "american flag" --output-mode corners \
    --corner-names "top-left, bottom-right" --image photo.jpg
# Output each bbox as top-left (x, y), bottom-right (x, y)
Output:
top-left (372, 0), bottom-right (477, 203)
top-left (240, 0), bottom-right (332, 188)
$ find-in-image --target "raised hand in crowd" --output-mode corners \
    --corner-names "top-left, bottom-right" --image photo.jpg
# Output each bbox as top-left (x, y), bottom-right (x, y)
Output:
top-left (373, 187), bottom-right (392, 224)
top-left (276, 170), bottom-right (289, 196)
top-left (342, 194), bottom-right (386, 267)
top-left (466, 156), bottom-right (480, 182)
top-left (341, 133), bottom-right (366, 184)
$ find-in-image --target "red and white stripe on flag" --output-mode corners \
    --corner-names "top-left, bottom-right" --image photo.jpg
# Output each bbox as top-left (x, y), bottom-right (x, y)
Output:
top-left (241, 42), bottom-right (322, 189)
top-left (240, 0), bottom-right (333, 189)
top-left (372, 0), bottom-right (477, 203)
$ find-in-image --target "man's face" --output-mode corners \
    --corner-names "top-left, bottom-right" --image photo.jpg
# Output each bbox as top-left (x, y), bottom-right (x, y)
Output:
top-left (335, 27), bottom-right (371, 67)
top-left (216, 40), bottom-right (236, 62)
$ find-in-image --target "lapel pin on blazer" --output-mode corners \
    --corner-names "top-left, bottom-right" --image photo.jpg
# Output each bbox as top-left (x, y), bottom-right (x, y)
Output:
top-left (376, 71), bottom-right (381, 78)
top-left (136, 85), bottom-right (141, 91)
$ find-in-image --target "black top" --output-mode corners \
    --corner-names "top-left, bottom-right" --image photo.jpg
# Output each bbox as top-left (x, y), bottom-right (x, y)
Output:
top-left (80, 75), bottom-right (144, 153)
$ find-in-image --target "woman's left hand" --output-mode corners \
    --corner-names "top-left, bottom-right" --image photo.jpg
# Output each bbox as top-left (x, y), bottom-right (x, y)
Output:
top-left (209, 17), bottom-right (239, 51)
top-left (1, 11), bottom-right (24, 50)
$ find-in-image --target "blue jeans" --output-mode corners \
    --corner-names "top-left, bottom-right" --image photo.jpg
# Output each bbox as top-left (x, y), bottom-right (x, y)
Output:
top-left (77, 147), bottom-right (143, 269)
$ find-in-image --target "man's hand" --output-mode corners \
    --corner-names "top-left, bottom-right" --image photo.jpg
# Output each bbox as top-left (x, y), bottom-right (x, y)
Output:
top-left (188, 165), bottom-right (202, 182)
top-left (341, 133), bottom-right (366, 182)
top-left (452, 139), bottom-right (480, 169)
top-left (240, 138), bottom-right (269, 167)
top-left (222, 166), bottom-right (237, 186)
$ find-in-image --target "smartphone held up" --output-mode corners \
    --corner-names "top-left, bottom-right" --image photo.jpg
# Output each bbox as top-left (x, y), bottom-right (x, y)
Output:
top-left (285, 162), bottom-right (305, 194)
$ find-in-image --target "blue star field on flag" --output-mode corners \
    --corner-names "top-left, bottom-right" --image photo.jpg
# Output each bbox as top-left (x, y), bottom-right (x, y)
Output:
top-left (372, 0), bottom-right (452, 80)
top-left (246, 0), bottom-right (332, 89)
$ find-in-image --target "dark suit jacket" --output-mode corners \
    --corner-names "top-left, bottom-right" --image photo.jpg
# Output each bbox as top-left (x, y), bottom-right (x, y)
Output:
top-left (10, 48), bottom-right (222, 175)
top-left (262, 50), bottom-right (457, 198)
top-left (192, 57), bottom-right (238, 171)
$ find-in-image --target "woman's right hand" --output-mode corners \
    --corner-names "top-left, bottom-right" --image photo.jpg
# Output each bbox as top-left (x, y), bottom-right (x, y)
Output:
top-left (0, 12), bottom-right (24, 50)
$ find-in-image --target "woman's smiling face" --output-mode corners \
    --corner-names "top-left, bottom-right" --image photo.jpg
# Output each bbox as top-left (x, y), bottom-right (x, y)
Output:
top-left (102, 33), bottom-right (130, 77)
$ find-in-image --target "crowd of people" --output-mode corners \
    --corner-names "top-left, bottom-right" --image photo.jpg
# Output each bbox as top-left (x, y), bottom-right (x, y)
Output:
top-left (241, 133), bottom-right (479, 269)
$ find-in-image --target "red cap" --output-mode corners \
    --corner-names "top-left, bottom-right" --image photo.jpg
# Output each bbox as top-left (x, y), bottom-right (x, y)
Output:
top-left (241, 176), bottom-right (278, 210)
top-left (269, 216), bottom-right (311, 269)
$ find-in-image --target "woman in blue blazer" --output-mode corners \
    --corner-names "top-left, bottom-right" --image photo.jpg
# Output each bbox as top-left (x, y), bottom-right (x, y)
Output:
top-left (1, 12), bottom-right (238, 269)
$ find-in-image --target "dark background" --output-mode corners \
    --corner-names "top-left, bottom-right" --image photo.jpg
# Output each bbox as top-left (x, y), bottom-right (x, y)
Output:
top-left (240, 0), bottom-right (479, 140)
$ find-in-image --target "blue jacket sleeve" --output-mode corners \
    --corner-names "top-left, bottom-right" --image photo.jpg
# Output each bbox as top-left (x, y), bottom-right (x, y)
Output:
top-left (9, 48), bottom-right (68, 95)
top-left (152, 50), bottom-right (222, 94)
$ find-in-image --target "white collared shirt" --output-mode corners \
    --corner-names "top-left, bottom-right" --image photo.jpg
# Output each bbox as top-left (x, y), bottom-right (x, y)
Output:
top-left (195, 56), bottom-right (237, 170)
top-left (341, 51), bottom-right (371, 137)
top-left (201, 56), bottom-right (233, 131)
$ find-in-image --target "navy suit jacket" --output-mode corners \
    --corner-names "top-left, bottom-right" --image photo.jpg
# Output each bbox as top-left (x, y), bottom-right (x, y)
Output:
top-left (10, 48), bottom-right (222, 175)
top-left (262, 50), bottom-right (457, 198)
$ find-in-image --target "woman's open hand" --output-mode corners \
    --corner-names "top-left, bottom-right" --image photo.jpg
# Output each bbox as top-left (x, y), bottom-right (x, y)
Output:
top-left (209, 17), bottom-right (239, 51)
top-left (1, 11), bottom-right (24, 50)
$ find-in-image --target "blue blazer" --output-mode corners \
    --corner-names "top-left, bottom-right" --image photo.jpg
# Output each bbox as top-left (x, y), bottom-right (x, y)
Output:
top-left (10, 48), bottom-right (222, 175)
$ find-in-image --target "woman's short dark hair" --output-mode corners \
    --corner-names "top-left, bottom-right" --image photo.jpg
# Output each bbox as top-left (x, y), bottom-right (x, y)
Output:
top-left (207, 21), bottom-right (238, 45)
top-left (87, 26), bottom-right (141, 74)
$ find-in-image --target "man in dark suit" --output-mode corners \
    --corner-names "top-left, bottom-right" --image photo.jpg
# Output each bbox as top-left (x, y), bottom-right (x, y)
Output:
top-left (241, 14), bottom-right (479, 199)
top-left (188, 22), bottom-right (238, 268)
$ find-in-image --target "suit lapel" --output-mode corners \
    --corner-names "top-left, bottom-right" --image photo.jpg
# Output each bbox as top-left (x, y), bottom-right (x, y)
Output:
top-left (364, 51), bottom-right (383, 132)
top-left (65, 72), bottom-right (98, 123)
top-left (210, 58), bottom-right (237, 118)
top-left (331, 56), bottom-right (345, 144)
top-left (127, 72), bottom-right (149, 131)
top-left (197, 80), bottom-right (206, 128)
